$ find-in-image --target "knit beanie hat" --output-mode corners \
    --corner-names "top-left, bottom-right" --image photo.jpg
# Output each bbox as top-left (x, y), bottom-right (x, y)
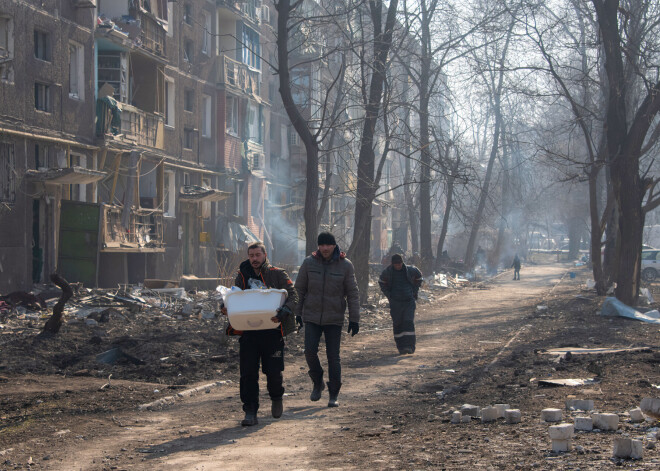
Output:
top-left (317, 232), bottom-right (337, 246)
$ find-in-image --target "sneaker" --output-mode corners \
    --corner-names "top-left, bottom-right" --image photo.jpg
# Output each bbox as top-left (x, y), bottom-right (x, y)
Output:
top-left (398, 347), bottom-right (414, 355)
top-left (271, 398), bottom-right (283, 418)
top-left (241, 411), bottom-right (258, 426)
top-left (328, 395), bottom-right (339, 407)
top-left (310, 381), bottom-right (325, 402)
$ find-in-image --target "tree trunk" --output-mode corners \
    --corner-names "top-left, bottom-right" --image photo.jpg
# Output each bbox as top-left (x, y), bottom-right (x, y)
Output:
top-left (435, 172), bottom-right (455, 271)
top-left (276, 0), bottom-right (319, 255)
top-left (348, 0), bottom-right (399, 304)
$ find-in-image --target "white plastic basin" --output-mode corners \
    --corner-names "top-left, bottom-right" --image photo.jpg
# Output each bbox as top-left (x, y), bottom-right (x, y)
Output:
top-left (225, 288), bottom-right (287, 331)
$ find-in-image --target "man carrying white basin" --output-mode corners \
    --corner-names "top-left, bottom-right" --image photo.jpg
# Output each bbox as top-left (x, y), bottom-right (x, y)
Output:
top-left (221, 242), bottom-right (298, 426)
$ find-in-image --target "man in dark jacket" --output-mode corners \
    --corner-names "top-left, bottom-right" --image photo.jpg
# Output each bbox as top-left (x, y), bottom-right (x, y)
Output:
top-left (379, 254), bottom-right (423, 354)
top-left (512, 254), bottom-right (521, 280)
top-left (294, 232), bottom-right (360, 407)
top-left (222, 242), bottom-right (298, 426)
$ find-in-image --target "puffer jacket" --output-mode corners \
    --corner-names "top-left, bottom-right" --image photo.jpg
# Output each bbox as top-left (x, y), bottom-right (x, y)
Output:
top-left (378, 263), bottom-right (423, 299)
top-left (230, 259), bottom-right (298, 335)
top-left (294, 246), bottom-right (360, 326)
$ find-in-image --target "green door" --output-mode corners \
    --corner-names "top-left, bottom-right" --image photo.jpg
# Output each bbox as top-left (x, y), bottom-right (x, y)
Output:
top-left (58, 200), bottom-right (101, 287)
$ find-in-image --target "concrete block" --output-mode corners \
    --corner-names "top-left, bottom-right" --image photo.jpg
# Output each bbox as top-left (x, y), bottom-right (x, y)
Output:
top-left (629, 407), bottom-right (645, 423)
top-left (574, 416), bottom-right (593, 431)
top-left (505, 409), bottom-right (521, 424)
top-left (541, 408), bottom-right (563, 422)
top-left (631, 439), bottom-right (644, 459)
top-left (481, 406), bottom-right (498, 423)
top-left (565, 399), bottom-right (594, 411)
top-left (548, 423), bottom-right (574, 440)
top-left (593, 413), bottom-right (619, 431)
top-left (641, 397), bottom-right (660, 419)
top-left (461, 414), bottom-right (471, 423)
top-left (551, 439), bottom-right (572, 452)
top-left (613, 437), bottom-right (642, 458)
top-left (451, 411), bottom-right (462, 424)
top-left (494, 403), bottom-right (511, 418)
top-left (460, 404), bottom-right (480, 417)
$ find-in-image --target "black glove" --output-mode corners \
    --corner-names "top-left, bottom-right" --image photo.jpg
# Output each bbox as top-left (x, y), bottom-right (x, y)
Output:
top-left (275, 305), bottom-right (293, 321)
top-left (296, 315), bottom-right (304, 331)
top-left (347, 321), bottom-right (359, 336)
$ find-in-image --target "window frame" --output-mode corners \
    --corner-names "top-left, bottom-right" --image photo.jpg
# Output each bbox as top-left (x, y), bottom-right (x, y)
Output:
top-left (202, 94), bottom-right (212, 138)
top-left (164, 77), bottom-right (175, 127)
top-left (34, 82), bottom-right (50, 112)
top-left (33, 29), bottom-right (50, 62)
top-left (184, 88), bottom-right (194, 112)
top-left (68, 41), bottom-right (84, 100)
top-left (0, 141), bottom-right (16, 204)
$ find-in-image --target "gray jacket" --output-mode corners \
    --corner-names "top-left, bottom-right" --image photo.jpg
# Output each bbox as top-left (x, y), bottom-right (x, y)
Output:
top-left (294, 247), bottom-right (360, 326)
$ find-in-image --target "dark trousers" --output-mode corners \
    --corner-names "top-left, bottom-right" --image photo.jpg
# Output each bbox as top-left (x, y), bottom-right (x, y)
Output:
top-left (513, 268), bottom-right (520, 280)
top-left (304, 322), bottom-right (342, 395)
top-left (390, 298), bottom-right (416, 352)
top-left (239, 329), bottom-right (285, 413)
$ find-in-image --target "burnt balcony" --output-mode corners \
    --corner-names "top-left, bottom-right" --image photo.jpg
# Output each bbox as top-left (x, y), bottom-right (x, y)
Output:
top-left (218, 55), bottom-right (261, 99)
top-left (96, 98), bottom-right (164, 149)
top-left (101, 204), bottom-right (165, 253)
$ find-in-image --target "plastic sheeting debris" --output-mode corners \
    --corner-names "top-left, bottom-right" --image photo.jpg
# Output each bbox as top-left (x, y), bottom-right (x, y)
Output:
top-left (600, 297), bottom-right (660, 324)
top-left (536, 378), bottom-right (599, 387)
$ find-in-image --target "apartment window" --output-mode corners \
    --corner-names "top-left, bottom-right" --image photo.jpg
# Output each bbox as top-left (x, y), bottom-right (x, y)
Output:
top-left (226, 96), bottom-right (237, 134)
top-left (156, 0), bottom-right (168, 21)
top-left (184, 4), bottom-right (193, 25)
top-left (0, 142), bottom-right (16, 204)
top-left (34, 30), bottom-right (50, 61)
top-left (163, 171), bottom-right (175, 217)
top-left (202, 95), bottom-right (211, 138)
top-left (247, 102), bottom-right (262, 144)
top-left (69, 41), bottom-right (84, 100)
top-left (242, 25), bottom-right (260, 70)
top-left (234, 181), bottom-right (244, 217)
top-left (165, 77), bottom-right (175, 127)
top-left (201, 13), bottom-right (211, 55)
top-left (184, 88), bottom-right (194, 112)
top-left (34, 82), bottom-right (50, 112)
top-left (0, 16), bottom-right (12, 83)
top-left (288, 128), bottom-right (300, 146)
top-left (183, 172), bottom-right (190, 186)
top-left (184, 128), bottom-right (194, 150)
top-left (184, 39), bottom-right (194, 63)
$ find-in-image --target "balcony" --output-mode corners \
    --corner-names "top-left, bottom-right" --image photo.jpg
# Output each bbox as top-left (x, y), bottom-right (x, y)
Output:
top-left (101, 204), bottom-right (165, 253)
top-left (218, 55), bottom-right (261, 99)
top-left (96, 99), bottom-right (164, 149)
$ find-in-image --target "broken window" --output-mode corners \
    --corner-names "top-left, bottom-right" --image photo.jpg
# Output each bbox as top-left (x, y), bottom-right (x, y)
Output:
top-left (184, 88), bottom-right (194, 112)
top-left (184, 128), bottom-right (194, 150)
top-left (184, 39), bottom-right (194, 63)
top-left (241, 25), bottom-right (260, 70)
top-left (165, 77), bottom-right (175, 126)
top-left (226, 96), bottom-right (238, 135)
top-left (201, 13), bottom-right (210, 55)
top-left (34, 30), bottom-right (50, 61)
top-left (69, 41), bottom-right (84, 100)
top-left (34, 82), bottom-right (50, 112)
top-left (0, 142), bottom-right (16, 204)
top-left (1, 16), bottom-right (14, 82)
top-left (202, 95), bottom-right (211, 137)
top-left (164, 170), bottom-right (175, 217)
top-left (184, 4), bottom-right (193, 25)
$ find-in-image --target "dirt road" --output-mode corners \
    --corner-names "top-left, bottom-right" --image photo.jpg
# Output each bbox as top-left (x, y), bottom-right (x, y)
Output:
top-left (4, 261), bottom-right (660, 470)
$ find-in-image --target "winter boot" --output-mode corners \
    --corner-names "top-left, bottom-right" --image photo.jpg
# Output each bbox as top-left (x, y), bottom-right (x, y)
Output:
top-left (327, 382), bottom-right (340, 407)
top-left (271, 398), bottom-right (283, 418)
top-left (310, 380), bottom-right (325, 402)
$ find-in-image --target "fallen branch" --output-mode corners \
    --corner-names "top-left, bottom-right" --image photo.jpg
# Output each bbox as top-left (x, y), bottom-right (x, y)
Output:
top-left (41, 273), bottom-right (73, 335)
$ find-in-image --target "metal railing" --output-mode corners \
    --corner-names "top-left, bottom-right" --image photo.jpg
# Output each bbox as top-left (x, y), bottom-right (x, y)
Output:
top-left (219, 55), bottom-right (261, 97)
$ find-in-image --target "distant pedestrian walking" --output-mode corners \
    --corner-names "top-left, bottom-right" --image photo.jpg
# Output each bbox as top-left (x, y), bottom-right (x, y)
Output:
top-left (512, 254), bottom-right (521, 280)
top-left (379, 254), bottom-right (423, 354)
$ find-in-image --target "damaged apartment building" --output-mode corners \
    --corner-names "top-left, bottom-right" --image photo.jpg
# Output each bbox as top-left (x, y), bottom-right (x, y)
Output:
top-left (0, 0), bottom-right (281, 293)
